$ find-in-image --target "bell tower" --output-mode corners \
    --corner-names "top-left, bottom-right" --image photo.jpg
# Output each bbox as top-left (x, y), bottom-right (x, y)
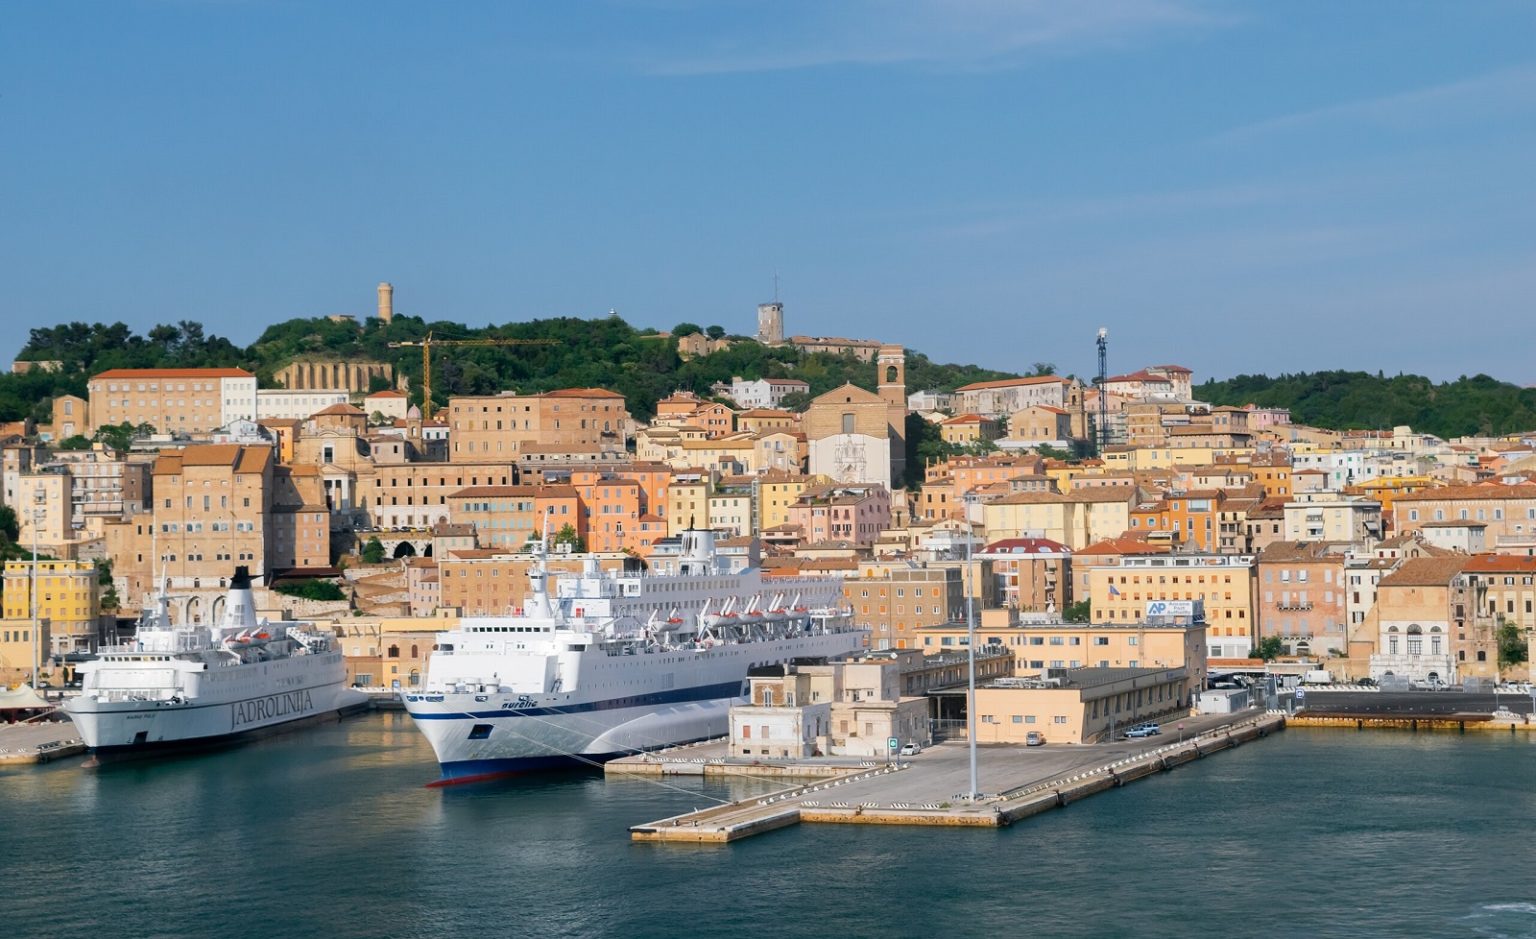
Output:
top-left (877, 345), bottom-right (905, 412)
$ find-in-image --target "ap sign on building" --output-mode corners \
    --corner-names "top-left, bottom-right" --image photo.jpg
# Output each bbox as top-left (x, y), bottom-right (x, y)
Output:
top-left (1145, 600), bottom-right (1196, 617)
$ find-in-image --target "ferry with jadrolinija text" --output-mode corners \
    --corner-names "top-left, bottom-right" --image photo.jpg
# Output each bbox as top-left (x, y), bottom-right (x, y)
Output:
top-left (64, 566), bottom-right (365, 756)
top-left (403, 527), bottom-right (866, 784)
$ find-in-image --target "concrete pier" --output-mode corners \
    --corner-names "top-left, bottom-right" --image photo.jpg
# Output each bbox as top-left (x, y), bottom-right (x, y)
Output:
top-left (631, 711), bottom-right (1285, 844)
top-left (608, 739), bottom-right (896, 780)
top-left (0, 720), bottom-right (85, 766)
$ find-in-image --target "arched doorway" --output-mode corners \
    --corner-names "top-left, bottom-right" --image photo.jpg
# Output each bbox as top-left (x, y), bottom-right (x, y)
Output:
top-left (393, 541), bottom-right (417, 559)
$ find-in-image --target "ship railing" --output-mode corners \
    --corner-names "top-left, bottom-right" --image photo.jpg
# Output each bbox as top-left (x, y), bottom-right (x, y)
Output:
top-left (86, 689), bottom-right (182, 703)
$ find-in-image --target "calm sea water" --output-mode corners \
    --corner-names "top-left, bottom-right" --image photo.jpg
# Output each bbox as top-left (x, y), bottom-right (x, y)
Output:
top-left (4, 714), bottom-right (1534, 939)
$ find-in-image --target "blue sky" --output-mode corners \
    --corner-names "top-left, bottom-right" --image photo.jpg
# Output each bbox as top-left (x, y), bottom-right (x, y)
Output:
top-left (3, 1), bottom-right (1534, 383)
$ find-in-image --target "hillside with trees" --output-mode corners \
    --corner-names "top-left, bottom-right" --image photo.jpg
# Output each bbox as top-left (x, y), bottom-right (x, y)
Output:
top-left (1196, 371), bottom-right (1536, 440)
top-left (3, 314), bottom-right (1016, 423)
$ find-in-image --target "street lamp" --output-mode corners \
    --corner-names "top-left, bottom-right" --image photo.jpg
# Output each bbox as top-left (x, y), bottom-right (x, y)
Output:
top-left (30, 489), bottom-right (45, 689)
top-left (965, 528), bottom-right (979, 801)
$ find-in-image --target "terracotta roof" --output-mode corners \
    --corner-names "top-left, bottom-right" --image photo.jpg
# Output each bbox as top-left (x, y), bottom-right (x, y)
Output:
top-left (313, 403), bottom-right (366, 416)
top-left (92, 367), bottom-right (253, 380)
top-left (979, 537), bottom-right (1071, 556)
top-left (366, 389), bottom-right (407, 399)
top-left (1075, 536), bottom-right (1170, 556)
top-left (1378, 556), bottom-right (1470, 587)
top-left (542, 387), bottom-right (625, 399)
top-left (990, 485), bottom-right (1136, 505)
top-left (1461, 555), bottom-right (1536, 573)
top-left (1104, 370), bottom-right (1174, 384)
top-left (955, 376), bottom-right (1068, 393)
top-left (153, 444), bottom-right (271, 475)
top-left (449, 485), bottom-right (579, 498)
top-left (1397, 484), bottom-right (1536, 502)
top-left (1257, 541), bottom-right (1346, 563)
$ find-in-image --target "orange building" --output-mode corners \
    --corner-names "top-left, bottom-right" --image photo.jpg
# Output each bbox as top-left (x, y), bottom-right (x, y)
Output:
top-left (1128, 489), bottom-right (1229, 552)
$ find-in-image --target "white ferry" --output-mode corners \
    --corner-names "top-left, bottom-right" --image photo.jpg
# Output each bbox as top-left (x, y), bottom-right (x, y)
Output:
top-left (404, 528), bottom-right (865, 784)
top-left (64, 567), bottom-right (365, 756)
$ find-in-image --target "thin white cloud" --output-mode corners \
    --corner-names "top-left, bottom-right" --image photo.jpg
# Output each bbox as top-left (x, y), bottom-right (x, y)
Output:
top-left (1209, 65), bottom-right (1536, 144)
top-left (637, 0), bottom-right (1231, 76)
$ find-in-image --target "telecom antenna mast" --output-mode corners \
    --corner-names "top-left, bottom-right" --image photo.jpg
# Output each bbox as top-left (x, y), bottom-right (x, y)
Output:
top-left (1096, 327), bottom-right (1109, 454)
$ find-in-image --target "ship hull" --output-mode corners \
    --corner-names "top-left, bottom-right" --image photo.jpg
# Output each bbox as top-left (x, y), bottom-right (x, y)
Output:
top-left (81, 704), bottom-right (365, 763)
top-left (65, 672), bottom-right (365, 752)
top-left (406, 630), bottom-right (865, 783)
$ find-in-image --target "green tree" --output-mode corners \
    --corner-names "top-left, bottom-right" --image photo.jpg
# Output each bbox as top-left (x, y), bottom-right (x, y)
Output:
top-left (1063, 600), bottom-right (1091, 623)
top-left (672, 322), bottom-right (703, 337)
top-left (0, 505), bottom-right (17, 543)
top-left (1254, 636), bottom-right (1286, 661)
top-left (273, 579), bottom-right (347, 601)
top-left (361, 536), bottom-right (386, 564)
top-left (778, 390), bottom-right (811, 412)
top-left (97, 559), bottom-right (119, 611)
top-left (552, 523), bottom-right (587, 553)
top-left (1498, 622), bottom-right (1529, 669)
top-left (57, 435), bottom-right (92, 451)
top-left (705, 325), bottom-right (726, 340)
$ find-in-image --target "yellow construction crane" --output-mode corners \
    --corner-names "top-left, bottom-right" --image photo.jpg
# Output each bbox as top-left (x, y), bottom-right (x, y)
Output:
top-left (387, 332), bottom-right (557, 411)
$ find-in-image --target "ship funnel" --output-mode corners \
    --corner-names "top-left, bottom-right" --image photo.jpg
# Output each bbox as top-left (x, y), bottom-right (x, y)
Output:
top-left (224, 565), bottom-right (259, 628)
top-left (678, 527), bottom-right (717, 577)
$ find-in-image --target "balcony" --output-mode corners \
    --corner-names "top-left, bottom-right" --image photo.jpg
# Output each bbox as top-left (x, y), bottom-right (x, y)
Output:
top-left (1277, 601), bottom-right (1314, 612)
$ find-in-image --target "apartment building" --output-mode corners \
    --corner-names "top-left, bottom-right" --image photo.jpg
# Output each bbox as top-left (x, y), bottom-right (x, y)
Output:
top-left (1282, 492), bottom-right (1384, 543)
top-left (976, 537), bottom-right (1071, 613)
top-left (1088, 554), bottom-right (1256, 658)
top-left (445, 485), bottom-right (582, 550)
top-left (255, 389), bottom-right (351, 421)
top-left (88, 367), bottom-right (257, 434)
top-left (844, 564), bottom-right (965, 651)
top-left (1255, 541), bottom-right (1349, 655)
top-left (917, 614), bottom-right (1207, 701)
top-left (952, 376), bottom-right (1070, 418)
top-left (2, 559), bottom-right (101, 654)
top-left (448, 389), bottom-right (629, 463)
top-left (787, 484), bottom-right (892, 547)
top-left (356, 460), bottom-right (518, 529)
top-left (150, 444), bottom-right (274, 596)
top-left (981, 486), bottom-right (1135, 549)
top-left (1396, 484), bottom-right (1536, 546)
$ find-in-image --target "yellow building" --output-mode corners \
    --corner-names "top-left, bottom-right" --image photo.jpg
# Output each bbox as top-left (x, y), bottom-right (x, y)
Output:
top-left (917, 615), bottom-right (1206, 698)
top-left (1088, 554), bottom-right (1256, 659)
top-left (0, 619), bottom-right (50, 685)
top-left (757, 472), bottom-right (826, 532)
top-left (666, 473), bottom-right (712, 530)
top-left (2, 559), bottom-right (101, 654)
top-left (1100, 444), bottom-right (1242, 471)
top-left (1346, 475), bottom-right (1438, 525)
top-left (974, 667), bottom-right (1193, 745)
top-left (982, 486), bottom-right (1134, 549)
top-left (939, 414), bottom-right (1001, 446)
